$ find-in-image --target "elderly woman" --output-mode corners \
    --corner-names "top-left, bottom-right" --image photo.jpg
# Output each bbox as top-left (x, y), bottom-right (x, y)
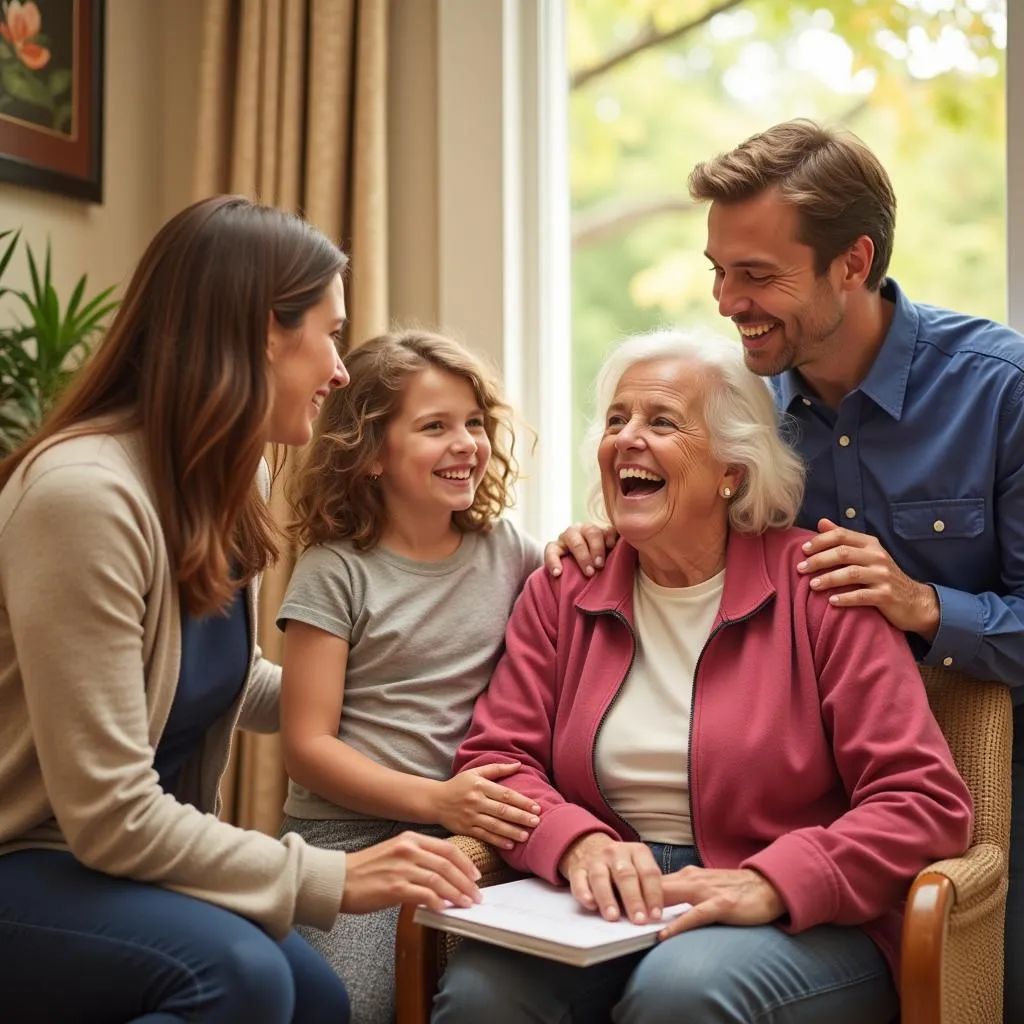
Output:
top-left (431, 329), bottom-right (972, 1024)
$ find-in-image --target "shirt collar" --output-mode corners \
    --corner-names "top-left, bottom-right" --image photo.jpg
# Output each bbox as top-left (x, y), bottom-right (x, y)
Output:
top-left (774, 278), bottom-right (918, 421)
top-left (856, 278), bottom-right (918, 420)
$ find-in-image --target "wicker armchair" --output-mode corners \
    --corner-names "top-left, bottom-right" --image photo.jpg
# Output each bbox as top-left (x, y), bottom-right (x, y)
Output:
top-left (396, 666), bottom-right (1011, 1024)
top-left (900, 667), bottom-right (1011, 1024)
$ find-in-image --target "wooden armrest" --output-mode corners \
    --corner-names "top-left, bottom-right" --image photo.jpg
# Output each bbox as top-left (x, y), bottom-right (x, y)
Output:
top-left (900, 843), bottom-right (1007, 1024)
top-left (901, 871), bottom-right (954, 1024)
top-left (395, 836), bottom-right (519, 1024)
top-left (396, 900), bottom-right (438, 1024)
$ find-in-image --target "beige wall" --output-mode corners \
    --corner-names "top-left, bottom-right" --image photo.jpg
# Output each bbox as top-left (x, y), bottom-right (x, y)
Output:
top-left (0, 0), bottom-right (441, 326)
top-left (0, 0), bottom-right (201, 303)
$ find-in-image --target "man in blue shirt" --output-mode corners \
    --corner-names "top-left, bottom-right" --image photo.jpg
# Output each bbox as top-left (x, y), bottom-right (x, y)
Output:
top-left (550, 119), bottom-right (1024, 1018)
top-left (689, 120), bottom-right (1024, 686)
top-left (689, 118), bottom-right (1024, 1021)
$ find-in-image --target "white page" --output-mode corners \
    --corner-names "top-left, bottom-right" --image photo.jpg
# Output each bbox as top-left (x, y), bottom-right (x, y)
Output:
top-left (433, 877), bottom-right (691, 950)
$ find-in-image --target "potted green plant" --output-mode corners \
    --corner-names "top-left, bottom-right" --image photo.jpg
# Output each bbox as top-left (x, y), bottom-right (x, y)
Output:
top-left (0, 229), bottom-right (118, 455)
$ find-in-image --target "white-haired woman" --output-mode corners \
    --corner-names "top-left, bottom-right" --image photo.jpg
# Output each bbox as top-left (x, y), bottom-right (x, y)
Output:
top-left (432, 329), bottom-right (972, 1024)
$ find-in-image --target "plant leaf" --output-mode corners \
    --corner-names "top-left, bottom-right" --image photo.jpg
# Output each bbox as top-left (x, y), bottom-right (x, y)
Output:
top-left (24, 243), bottom-right (42, 307)
top-left (0, 228), bottom-right (19, 292)
top-left (63, 273), bottom-right (87, 326)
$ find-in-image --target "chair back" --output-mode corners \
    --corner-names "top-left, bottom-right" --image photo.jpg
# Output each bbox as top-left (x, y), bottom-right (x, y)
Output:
top-left (918, 666), bottom-right (1012, 854)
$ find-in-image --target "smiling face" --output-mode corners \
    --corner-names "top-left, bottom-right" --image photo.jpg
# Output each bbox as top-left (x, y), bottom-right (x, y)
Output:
top-left (705, 190), bottom-right (846, 379)
top-left (374, 365), bottom-right (492, 524)
top-left (266, 273), bottom-right (349, 446)
top-left (598, 358), bottom-right (739, 557)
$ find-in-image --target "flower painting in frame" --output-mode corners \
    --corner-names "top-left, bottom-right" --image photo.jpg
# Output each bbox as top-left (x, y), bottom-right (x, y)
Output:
top-left (0, 0), bottom-right (104, 203)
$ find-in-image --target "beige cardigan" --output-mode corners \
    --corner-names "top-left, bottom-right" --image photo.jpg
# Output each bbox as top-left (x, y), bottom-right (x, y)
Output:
top-left (0, 428), bottom-right (347, 937)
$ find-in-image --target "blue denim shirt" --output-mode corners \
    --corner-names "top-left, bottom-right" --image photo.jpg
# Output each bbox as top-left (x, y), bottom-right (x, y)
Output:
top-left (771, 278), bottom-right (1024, 695)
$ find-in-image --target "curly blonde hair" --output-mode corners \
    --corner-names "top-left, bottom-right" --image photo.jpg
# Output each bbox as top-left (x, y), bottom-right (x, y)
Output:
top-left (289, 329), bottom-right (519, 550)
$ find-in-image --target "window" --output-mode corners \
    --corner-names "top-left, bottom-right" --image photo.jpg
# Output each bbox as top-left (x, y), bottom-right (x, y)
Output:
top-left (568, 0), bottom-right (1007, 519)
top-left (436, 1), bottom-right (1012, 538)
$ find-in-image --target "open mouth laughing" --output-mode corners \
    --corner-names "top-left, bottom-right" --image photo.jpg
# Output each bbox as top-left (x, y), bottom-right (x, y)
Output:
top-left (618, 466), bottom-right (665, 497)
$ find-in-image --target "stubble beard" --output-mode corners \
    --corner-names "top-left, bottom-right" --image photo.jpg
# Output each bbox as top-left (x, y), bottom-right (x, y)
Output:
top-left (749, 285), bottom-right (845, 379)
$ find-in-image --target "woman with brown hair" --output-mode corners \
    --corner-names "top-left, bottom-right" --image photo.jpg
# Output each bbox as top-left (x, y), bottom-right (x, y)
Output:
top-left (0, 195), bottom-right (482, 1024)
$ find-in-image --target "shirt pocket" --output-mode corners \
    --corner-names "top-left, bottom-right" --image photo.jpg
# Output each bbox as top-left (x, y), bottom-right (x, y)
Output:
top-left (890, 498), bottom-right (986, 541)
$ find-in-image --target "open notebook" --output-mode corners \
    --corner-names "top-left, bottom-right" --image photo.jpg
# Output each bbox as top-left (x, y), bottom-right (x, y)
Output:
top-left (413, 876), bottom-right (692, 968)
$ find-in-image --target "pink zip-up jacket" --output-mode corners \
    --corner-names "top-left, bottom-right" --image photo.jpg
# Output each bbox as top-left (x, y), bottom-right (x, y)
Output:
top-left (455, 526), bottom-right (973, 977)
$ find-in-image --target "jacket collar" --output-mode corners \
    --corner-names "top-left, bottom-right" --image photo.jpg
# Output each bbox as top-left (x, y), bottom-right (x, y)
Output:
top-left (775, 277), bottom-right (917, 421)
top-left (575, 527), bottom-right (776, 622)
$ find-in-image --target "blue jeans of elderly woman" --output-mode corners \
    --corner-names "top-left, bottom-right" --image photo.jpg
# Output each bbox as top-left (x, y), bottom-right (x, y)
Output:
top-left (432, 844), bottom-right (899, 1024)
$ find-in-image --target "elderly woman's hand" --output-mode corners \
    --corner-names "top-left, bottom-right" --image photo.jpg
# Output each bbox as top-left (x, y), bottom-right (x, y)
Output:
top-left (558, 832), bottom-right (664, 924)
top-left (657, 866), bottom-right (785, 939)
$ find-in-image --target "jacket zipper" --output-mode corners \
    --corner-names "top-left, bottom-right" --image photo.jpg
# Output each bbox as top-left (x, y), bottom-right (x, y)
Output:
top-left (686, 597), bottom-right (772, 863)
top-left (584, 608), bottom-right (641, 841)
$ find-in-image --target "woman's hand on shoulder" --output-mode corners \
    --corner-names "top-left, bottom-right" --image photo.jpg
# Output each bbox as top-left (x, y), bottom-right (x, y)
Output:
top-left (340, 830), bottom-right (481, 914)
top-left (558, 832), bottom-right (663, 925)
top-left (433, 763), bottom-right (541, 849)
top-left (657, 866), bottom-right (785, 940)
top-left (543, 523), bottom-right (618, 578)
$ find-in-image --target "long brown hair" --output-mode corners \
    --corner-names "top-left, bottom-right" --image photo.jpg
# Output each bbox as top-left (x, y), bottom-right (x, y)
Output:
top-left (0, 195), bottom-right (348, 615)
top-left (290, 329), bottom-right (518, 551)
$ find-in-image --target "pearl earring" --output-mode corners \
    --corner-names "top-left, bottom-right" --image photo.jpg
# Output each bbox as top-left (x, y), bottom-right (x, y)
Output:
top-left (721, 486), bottom-right (732, 498)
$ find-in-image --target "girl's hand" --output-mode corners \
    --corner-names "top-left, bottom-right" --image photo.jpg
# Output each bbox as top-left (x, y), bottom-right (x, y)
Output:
top-left (657, 866), bottom-right (785, 939)
top-left (558, 832), bottom-right (663, 924)
top-left (340, 831), bottom-right (482, 913)
top-left (434, 763), bottom-right (541, 848)
top-left (543, 523), bottom-right (618, 578)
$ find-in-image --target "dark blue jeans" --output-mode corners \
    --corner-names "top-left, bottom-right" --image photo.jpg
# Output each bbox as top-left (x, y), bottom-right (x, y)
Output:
top-left (0, 849), bottom-right (349, 1023)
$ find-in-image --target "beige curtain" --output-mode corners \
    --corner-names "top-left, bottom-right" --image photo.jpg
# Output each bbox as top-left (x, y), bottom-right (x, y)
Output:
top-left (193, 0), bottom-right (391, 835)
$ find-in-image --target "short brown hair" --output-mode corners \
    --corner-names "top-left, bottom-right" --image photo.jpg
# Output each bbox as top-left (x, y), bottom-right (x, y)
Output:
top-left (0, 195), bottom-right (348, 616)
top-left (289, 329), bottom-right (519, 550)
top-left (688, 119), bottom-right (896, 290)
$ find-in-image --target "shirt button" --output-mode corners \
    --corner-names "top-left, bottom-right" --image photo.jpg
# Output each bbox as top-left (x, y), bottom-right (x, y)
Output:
top-left (845, 507), bottom-right (856, 520)
top-left (838, 435), bottom-right (851, 447)
top-left (801, 397), bottom-right (812, 407)
top-left (942, 656), bottom-right (953, 667)
top-left (933, 520), bottom-right (945, 533)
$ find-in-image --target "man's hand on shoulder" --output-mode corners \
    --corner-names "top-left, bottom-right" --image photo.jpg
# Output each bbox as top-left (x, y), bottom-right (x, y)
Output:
top-left (797, 517), bottom-right (940, 640)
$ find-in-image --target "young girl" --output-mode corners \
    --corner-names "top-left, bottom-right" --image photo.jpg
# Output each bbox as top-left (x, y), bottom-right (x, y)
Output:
top-left (278, 330), bottom-right (544, 1024)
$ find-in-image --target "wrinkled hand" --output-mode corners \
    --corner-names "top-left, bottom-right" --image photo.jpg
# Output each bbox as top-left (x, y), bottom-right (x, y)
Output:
top-left (543, 523), bottom-right (619, 578)
top-left (558, 832), bottom-right (663, 924)
top-left (341, 830), bottom-right (481, 914)
top-left (435, 763), bottom-right (541, 849)
top-left (797, 517), bottom-right (940, 639)
top-left (658, 866), bottom-right (784, 939)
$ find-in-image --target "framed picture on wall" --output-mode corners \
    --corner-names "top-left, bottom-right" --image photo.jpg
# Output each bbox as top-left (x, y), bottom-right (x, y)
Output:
top-left (0, 0), bottom-right (104, 203)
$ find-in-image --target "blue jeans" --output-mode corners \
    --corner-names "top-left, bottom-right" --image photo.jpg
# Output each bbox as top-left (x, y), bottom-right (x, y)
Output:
top-left (432, 844), bottom-right (899, 1024)
top-left (0, 849), bottom-right (349, 1023)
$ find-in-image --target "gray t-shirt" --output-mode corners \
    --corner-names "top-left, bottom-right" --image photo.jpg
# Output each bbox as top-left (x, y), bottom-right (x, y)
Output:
top-left (276, 519), bottom-right (542, 820)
